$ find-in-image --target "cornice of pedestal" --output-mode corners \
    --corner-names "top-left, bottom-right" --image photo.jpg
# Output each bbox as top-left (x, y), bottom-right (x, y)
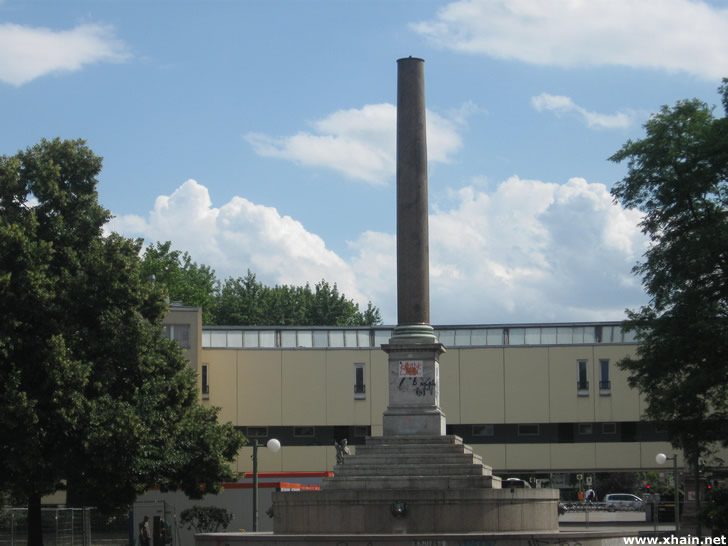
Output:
top-left (382, 324), bottom-right (446, 355)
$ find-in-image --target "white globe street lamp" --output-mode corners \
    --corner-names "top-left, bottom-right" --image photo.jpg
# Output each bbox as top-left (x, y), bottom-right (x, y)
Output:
top-left (656, 452), bottom-right (680, 533)
top-left (252, 438), bottom-right (281, 532)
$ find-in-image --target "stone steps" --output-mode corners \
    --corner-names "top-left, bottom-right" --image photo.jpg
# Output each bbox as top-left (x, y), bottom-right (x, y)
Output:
top-left (354, 435), bottom-right (472, 455)
top-left (323, 474), bottom-right (502, 490)
top-left (364, 434), bottom-right (465, 445)
top-left (346, 452), bottom-right (485, 467)
top-left (354, 444), bottom-right (473, 456)
top-left (324, 435), bottom-right (500, 491)
top-left (333, 462), bottom-right (491, 478)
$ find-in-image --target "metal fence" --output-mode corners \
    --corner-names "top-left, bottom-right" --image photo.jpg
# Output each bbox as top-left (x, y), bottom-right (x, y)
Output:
top-left (0, 508), bottom-right (129, 546)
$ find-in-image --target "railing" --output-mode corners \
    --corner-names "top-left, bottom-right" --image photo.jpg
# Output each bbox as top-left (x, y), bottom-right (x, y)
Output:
top-left (0, 507), bottom-right (128, 546)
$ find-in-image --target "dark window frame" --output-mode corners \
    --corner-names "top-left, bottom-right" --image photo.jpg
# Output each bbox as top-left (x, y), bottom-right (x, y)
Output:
top-left (201, 363), bottom-right (210, 398)
top-left (518, 424), bottom-right (540, 436)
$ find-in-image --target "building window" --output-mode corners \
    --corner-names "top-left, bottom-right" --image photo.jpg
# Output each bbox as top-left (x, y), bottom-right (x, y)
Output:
top-left (281, 331), bottom-right (297, 347)
top-left (602, 422), bottom-right (617, 435)
top-left (329, 330), bottom-right (345, 347)
top-left (227, 331), bottom-right (243, 348)
top-left (247, 427), bottom-right (268, 438)
top-left (437, 329), bottom-right (456, 346)
top-left (259, 330), bottom-right (276, 347)
top-left (518, 424), bottom-right (539, 436)
top-left (359, 330), bottom-right (372, 347)
top-left (508, 328), bottom-right (525, 345)
top-left (354, 363), bottom-right (366, 399)
top-left (578, 423), bottom-right (593, 435)
top-left (201, 364), bottom-right (210, 399)
top-left (455, 329), bottom-right (471, 346)
top-left (210, 330), bottom-right (227, 348)
top-left (599, 359), bottom-right (611, 394)
top-left (577, 360), bottom-right (589, 395)
top-left (164, 324), bottom-right (190, 349)
top-left (373, 330), bottom-right (391, 347)
top-left (524, 328), bottom-right (541, 344)
top-left (541, 328), bottom-right (557, 344)
top-left (486, 328), bottom-right (504, 345)
top-left (472, 424), bottom-right (495, 437)
top-left (293, 426), bottom-right (315, 437)
top-left (344, 331), bottom-right (357, 347)
top-left (313, 330), bottom-right (328, 347)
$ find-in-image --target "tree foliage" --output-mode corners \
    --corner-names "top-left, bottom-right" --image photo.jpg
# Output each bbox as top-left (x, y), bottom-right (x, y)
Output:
top-left (139, 242), bottom-right (383, 327)
top-left (213, 270), bottom-right (382, 326)
top-left (610, 80), bottom-right (728, 532)
top-left (594, 472), bottom-right (641, 499)
top-left (180, 505), bottom-right (233, 532)
top-left (703, 488), bottom-right (728, 534)
top-left (0, 139), bottom-right (244, 545)
top-left (140, 241), bottom-right (218, 324)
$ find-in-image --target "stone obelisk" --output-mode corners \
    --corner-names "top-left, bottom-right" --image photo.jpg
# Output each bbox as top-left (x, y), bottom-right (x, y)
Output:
top-left (271, 59), bottom-right (559, 535)
top-left (382, 57), bottom-right (446, 436)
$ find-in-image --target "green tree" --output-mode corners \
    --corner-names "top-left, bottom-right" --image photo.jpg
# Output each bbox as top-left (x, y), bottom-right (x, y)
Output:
top-left (703, 488), bottom-right (728, 534)
top-left (0, 139), bottom-right (244, 546)
top-left (180, 505), bottom-right (233, 532)
top-left (214, 271), bottom-right (270, 325)
top-left (213, 271), bottom-right (381, 326)
top-left (610, 79), bottom-right (728, 536)
top-left (594, 472), bottom-right (641, 499)
top-left (140, 241), bottom-right (219, 324)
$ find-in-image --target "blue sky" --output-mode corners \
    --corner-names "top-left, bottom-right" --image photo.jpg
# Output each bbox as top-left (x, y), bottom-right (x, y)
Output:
top-left (2, 0), bottom-right (727, 325)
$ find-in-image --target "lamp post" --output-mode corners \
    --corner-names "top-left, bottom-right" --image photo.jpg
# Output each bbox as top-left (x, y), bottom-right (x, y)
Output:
top-left (252, 438), bottom-right (281, 532)
top-left (656, 452), bottom-right (680, 533)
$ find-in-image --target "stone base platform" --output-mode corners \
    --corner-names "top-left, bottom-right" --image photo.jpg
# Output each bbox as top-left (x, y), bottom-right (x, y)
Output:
top-left (272, 435), bottom-right (559, 534)
top-left (273, 487), bottom-right (559, 534)
top-left (196, 531), bottom-right (631, 546)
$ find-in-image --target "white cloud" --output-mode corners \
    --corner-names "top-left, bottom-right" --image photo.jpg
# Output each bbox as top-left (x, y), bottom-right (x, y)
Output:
top-left (347, 230), bottom-right (397, 314)
top-left (531, 93), bottom-right (632, 129)
top-left (108, 179), bottom-right (366, 304)
top-left (411, 0), bottom-right (728, 80)
top-left (109, 176), bottom-right (647, 325)
top-left (0, 22), bottom-right (129, 86)
top-left (245, 103), bottom-right (464, 185)
top-left (428, 176), bottom-right (647, 322)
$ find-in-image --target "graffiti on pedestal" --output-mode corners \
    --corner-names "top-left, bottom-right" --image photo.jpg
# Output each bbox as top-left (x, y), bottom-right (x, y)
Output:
top-left (397, 360), bottom-right (437, 397)
top-left (398, 375), bottom-right (436, 397)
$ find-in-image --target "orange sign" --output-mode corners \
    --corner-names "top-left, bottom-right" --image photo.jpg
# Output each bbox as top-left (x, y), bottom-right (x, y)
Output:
top-left (399, 361), bottom-right (423, 377)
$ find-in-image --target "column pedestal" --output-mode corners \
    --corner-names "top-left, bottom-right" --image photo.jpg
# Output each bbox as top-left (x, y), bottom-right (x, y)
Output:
top-left (381, 338), bottom-right (446, 436)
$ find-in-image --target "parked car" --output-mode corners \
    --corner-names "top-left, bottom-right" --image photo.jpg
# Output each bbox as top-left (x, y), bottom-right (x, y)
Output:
top-left (604, 493), bottom-right (643, 511)
top-left (503, 478), bottom-right (532, 488)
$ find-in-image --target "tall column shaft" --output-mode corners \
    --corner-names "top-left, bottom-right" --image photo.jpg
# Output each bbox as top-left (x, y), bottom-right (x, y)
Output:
top-left (384, 57), bottom-right (445, 436)
top-left (396, 57), bottom-right (430, 327)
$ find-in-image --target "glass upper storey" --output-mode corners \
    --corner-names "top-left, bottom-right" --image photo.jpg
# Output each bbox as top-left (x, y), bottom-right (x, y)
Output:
top-left (201, 323), bottom-right (638, 349)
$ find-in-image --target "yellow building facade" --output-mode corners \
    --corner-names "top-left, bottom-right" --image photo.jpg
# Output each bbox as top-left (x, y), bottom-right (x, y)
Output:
top-left (164, 304), bottom-right (719, 484)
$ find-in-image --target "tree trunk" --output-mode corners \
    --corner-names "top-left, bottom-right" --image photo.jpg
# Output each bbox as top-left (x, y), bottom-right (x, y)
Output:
top-left (65, 478), bottom-right (84, 507)
top-left (27, 492), bottom-right (44, 546)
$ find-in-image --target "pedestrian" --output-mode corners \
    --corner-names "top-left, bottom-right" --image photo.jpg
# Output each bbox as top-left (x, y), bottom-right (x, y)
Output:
top-left (585, 488), bottom-right (596, 502)
top-left (138, 515), bottom-right (151, 546)
top-left (334, 438), bottom-right (351, 465)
